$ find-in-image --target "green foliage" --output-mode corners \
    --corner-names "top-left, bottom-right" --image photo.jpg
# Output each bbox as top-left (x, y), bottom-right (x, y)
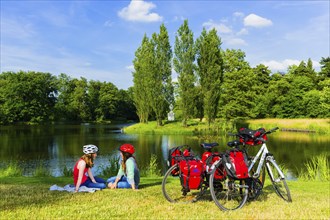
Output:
top-left (0, 71), bottom-right (58, 124)
top-left (62, 165), bottom-right (73, 177)
top-left (196, 28), bottom-right (223, 125)
top-left (149, 24), bottom-right (173, 126)
top-left (99, 157), bottom-right (120, 177)
top-left (132, 35), bottom-right (153, 123)
top-left (33, 163), bottom-right (51, 177)
top-left (0, 161), bottom-right (23, 177)
top-left (299, 154), bottom-right (330, 181)
top-left (218, 49), bottom-right (257, 119)
top-left (173, 20), bottom-right (197, 127)
top-left (142, 154), bottom-right (161, 177)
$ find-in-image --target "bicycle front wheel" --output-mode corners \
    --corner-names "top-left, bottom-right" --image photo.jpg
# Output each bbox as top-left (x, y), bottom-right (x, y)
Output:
top-left (209, 161), bottom-right (248, 211)
top-left (162, 164), bottom-right (202, 203)
top-left (266, 159), bottom-right (292, 202)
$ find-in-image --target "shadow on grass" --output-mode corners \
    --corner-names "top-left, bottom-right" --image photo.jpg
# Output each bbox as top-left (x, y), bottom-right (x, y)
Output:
top-left (138, 180), bottom-right (162, 189)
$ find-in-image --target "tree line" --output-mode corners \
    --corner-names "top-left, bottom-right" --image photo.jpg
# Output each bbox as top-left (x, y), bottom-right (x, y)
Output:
top-left (0, 20), bottom-right (329, 125)
top-left (132, 20), bottom-right (330, 126)
top-left (0, 72), bottom-right (137, 124)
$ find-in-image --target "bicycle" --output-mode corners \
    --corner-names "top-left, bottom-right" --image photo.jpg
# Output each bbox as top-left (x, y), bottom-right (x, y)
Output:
top-left (162, 143), bottom-right (222, 203)
top-left (209, 127), bottom-right (292, 211)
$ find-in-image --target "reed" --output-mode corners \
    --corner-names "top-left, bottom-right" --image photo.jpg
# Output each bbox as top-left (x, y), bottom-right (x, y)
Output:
top-left (0, 161), bottom-right (23, 177)
top-left (141, 154), bottom-right (161, 177)
top-left (62, 165), bottom-right (73, 177)
top-left (99, 157), bottom-right (120, 177)
top-left (299, 154), bottom-right (330, 181)
top-left (33, 163), bottom-right (51, 177)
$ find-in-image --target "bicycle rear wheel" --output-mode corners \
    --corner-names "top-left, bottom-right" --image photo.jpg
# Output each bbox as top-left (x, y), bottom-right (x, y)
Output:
top-left (266, 159), bottom-right (292, 202)
top-left (162, 164), bottom-right (202, 203)
top-left (209, 161), bottom-right (248, 211)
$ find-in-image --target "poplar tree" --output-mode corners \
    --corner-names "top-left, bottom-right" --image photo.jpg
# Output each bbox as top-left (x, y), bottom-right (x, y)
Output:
top-left (173, 20), bottom-right (196, 127)
top-left (151, 24), bottom-right (173, 126)
top-left (132, 35), bottom-right (153, 123)
top-left (196, 28), bottom-right (223, 125)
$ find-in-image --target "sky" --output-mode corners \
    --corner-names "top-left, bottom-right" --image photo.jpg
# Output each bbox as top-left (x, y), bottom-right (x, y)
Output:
top-left (1, 0), bottom-right (329, 90)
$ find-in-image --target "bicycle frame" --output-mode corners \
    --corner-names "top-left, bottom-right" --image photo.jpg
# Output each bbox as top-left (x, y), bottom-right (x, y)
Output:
top-left (248, 142), bottom-right (285, 180)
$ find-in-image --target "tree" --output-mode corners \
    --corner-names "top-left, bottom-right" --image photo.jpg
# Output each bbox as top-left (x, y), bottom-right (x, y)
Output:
top-left (116, 88), bottom-right (138, 121)
top-left (150, 24), bottom-right (173, 126)
top-left (218, 49), bottom-right (256, 119)
top-left (319, 57), bottom-right (330, 79)
top-left (132, 35), bottom-right (153, 123)
top-left (196, 28), bottom-right (223, 125)
top-left (252, 64), bottom-right (271, 118)
top-left (173, 20), bottom-right (196, 127)
top-left (0, 71), bottom-right (58, 124)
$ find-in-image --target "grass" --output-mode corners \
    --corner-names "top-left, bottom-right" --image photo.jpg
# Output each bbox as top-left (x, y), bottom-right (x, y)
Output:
top-left (0, 176), bottom-right (329, 219)
top-left (124, 118), bottom-right (330, 135)
top-left (245, 118), bottom-right (330, 134)
top-left (123, 119), bottom-right (237, 135)
top-left (0, 155), bottom-right (329, 219)
top-left (299, 154), bottom-right (330, 181)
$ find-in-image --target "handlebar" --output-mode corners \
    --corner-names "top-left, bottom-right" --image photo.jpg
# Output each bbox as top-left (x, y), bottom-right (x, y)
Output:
top-left (227, 127), bottom-right (279, 146)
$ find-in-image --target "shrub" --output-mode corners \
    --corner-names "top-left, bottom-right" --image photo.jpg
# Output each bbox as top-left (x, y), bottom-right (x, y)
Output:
top-left (299, 154), bottom-right (330, 181)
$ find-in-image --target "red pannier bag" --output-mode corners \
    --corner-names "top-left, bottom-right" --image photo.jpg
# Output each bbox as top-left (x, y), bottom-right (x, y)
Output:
top-left (179, 159), bottom-right (204, 190)
top-left (202, 152), bottom-right (225, 180)
top-left (239, 127), bottom-right (268, 146)
top-left (222, 149), bottom-right (249, 179)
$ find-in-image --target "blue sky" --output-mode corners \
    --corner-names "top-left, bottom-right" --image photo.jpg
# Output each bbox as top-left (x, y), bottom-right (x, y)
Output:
top-left (1, 0), bottom-right (329, 89)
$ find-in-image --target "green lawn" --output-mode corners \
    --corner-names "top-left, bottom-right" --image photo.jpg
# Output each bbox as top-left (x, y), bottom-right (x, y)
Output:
top-left (123, 118), bottom-right (330, 134)
top-left (1, 177), bottom-right (329, 219)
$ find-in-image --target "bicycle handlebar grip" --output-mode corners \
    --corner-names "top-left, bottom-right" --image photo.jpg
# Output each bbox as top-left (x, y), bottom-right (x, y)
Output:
top-left (271, 127), bottom-right (279, 132)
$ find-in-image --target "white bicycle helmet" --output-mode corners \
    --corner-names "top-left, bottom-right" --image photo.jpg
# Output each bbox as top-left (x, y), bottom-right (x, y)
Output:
top-left (83, 144), bottom-right (99, 154)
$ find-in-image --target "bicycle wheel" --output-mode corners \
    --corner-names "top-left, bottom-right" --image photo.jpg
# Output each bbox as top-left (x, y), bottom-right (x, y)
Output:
top-left (265, 159), bottom-right (292, 202)
top-left (209, 161), bottom-right (248, 211)
top-left (162, 164), bottom-right (202, 203)
top-left (248, 165), bottom-right (266, 201)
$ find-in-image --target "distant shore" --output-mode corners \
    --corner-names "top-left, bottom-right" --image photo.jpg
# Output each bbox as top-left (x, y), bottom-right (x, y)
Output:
top-left (123, 118), bottom-right (330, 134)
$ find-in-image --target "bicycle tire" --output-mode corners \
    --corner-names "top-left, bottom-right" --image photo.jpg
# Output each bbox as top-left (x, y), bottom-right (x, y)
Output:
top-left (162, 164), bottom-right (202, 203)
top-left (209, 161), bottom-right (248, 211)
top-left (248, 164), bottom-right (266, 201)
top-left (265, 159), bottom-right (292, 202)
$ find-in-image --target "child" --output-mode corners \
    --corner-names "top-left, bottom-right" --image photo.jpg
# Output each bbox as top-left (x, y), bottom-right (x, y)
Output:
top-left (73, 144), bottom-right (106, 192)
top-left (107, 144), bottom-right (140, 190)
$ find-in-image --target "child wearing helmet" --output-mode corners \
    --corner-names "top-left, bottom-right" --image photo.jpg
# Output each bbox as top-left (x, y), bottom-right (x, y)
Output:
top-left (73, 144), bottom-right (107, 192)
top-left (107, 143), bottom-right (140, 190)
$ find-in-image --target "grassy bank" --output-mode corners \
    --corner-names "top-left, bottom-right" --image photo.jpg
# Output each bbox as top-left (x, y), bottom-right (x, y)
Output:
top-left (1, 176), bottom-right (329, 219)
top-left (123, 118), bottom-right (330, 134)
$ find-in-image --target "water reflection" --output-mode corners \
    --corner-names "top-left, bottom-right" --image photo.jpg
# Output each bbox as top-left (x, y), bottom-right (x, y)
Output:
top-left (0, 124), bottom-right (329, 179)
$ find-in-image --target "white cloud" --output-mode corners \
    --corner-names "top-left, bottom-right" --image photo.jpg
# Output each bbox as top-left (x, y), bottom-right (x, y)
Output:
top-left (203, 19), bottom-right (232, 33)
top-left (244, 14), bottom-right (273, 28)
top-left (261, 59), bottom-right (321, 72)
top-left (233, 12), bottom-right (244, 18)
top-left (237, 28), bottom-right (248, 36)
top-left (126, 65), bottom-right (134, 71)
top-left (261, 59), bottom-right (300, 71)
top-left (226, 38), bottom-right (247, 46)
top-left (118, 0), bottom-right (163, 22)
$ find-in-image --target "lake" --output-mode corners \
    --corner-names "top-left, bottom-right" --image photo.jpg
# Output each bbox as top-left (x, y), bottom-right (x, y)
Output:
top-left (0, 123), bottom-right (329, 180)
